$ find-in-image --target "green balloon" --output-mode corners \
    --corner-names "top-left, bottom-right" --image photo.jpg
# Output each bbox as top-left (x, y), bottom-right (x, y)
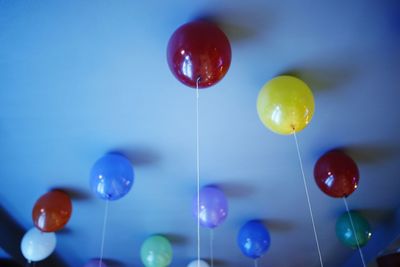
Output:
top-left (336, 211), bottom-right (372, 248)
top-left (140, 235), bottom-right (173, 267)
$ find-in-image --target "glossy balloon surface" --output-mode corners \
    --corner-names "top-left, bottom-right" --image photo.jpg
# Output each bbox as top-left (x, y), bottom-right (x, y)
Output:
top-left (20, 227), bottom-right (56, 262)
top-left (314, 150), bottom-right (360, 198)
top-left (90, 153), bottom-right (134, 201)
top-left (32, 190), bottom-right (72, 232)
top-left (193, 186), bottom-right (228, 228)
top-left (257, 75), bottom-right (314, 134)
top-left (187, 260), bottom-right (210, 267)
top-left (336, 211), bottom-right (371, 248)
top-left (237, 220), bottom-right (271, 259)
top-left (167, 21), bottom-right (231, 88)
top-left (141, 235), bottom-right (173, 267)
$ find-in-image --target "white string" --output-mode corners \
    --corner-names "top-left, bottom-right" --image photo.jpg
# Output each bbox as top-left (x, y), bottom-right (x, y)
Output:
top-left (343, 197), bottom-right (367, 267)
top-left (99, 1), bottom-right (109, 265)
top-left (196, 77), bottom-right (201, 267)
top-left (210, 229), bottom-right (214, 267)
top-left (99, 200), bottom-right (109, 267)
top-left (254, 259), bottom-right (258, 267)
top-left (293, 131), bottom-right (324, 267)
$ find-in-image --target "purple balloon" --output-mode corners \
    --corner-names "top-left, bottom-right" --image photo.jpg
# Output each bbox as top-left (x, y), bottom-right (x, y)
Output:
top-left (193, 186), bottom-right (228, 228)
top-left (83, 259), bottom-right (108, 267)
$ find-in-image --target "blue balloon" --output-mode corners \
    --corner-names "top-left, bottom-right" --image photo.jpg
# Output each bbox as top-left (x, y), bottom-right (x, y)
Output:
top-left (90, 153), bottom-right (134, 200)
top-left (237, 220), bottom-right (271, 259)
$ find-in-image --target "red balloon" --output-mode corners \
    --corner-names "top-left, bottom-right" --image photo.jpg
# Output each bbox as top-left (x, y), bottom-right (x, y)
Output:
top-left (314, 150), bottom-right (360, 198)
top-left (32, 190), bottom-right (72, 232)
top-left (167, 21), bottom-right (232, 88)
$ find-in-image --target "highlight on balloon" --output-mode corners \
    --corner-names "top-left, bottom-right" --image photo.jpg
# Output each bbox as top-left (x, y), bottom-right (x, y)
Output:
top-left (167, 20), bottom-right (232, 88)
top-left (257, 75), bottom-right (315, 135)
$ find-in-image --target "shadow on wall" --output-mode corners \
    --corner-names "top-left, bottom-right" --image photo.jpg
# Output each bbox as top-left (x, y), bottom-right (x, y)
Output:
top-left (263, 218), bottom-right (295, 233)
top-left (312, 142), bottom-right (400, 170)
top-left (357, 208), bottom-right (399, 225)
top-left (328, 207), bottom-right (397, 224)
top-left (194, 7), bottom-right (274, 43)
top-left (218, 182), bottom-right (255, 198)
top-left (343, 143), bottom-right (400, 165)
top-left (163, 233), bottom-right (188, 246)
top-left (282, 64), bottom-right (357, 93)
top-left (108, 146), bottom-right (161, 167)
top-left (50, 186), bottom-right (92, 201)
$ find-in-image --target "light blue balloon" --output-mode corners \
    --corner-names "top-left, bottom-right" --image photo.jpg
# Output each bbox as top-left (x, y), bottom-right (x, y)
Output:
top-left (90, 153), bottom-right (134, 200)
top-left (237, 220), bottom-right (271, 259)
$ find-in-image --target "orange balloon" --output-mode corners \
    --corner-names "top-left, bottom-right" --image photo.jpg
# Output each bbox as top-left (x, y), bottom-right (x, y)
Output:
top-left (32, 190), bottom-right (72, 232)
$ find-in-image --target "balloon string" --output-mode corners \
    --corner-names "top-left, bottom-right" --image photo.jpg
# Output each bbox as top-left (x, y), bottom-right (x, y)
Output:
top-left (196, 77), bottom-right (201, 267)
top-left (254, 259), bottom-right (258, 267)
top-left (343, 197), bottom-right (367, 267)
top-left (99, 200), bottom-right (109, 267)
top-left (293, 131), bottom-right (324, 267)
top-left (210, 229), bottom-right (214, 267)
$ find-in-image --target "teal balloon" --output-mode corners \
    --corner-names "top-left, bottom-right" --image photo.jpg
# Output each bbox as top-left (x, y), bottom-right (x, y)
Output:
top-left (336, 211), bottom-right (372, 248)
top-left (140, 235), bottom-right (173, 267)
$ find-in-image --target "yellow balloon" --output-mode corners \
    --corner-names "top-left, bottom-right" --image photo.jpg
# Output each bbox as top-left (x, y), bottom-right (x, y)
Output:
top-left (257, 75), bottom-right (315, 135)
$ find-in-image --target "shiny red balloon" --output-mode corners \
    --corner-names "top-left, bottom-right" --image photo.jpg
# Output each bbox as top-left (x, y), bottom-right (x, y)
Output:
top-left (314, 150), bottom-right (360, 198)
top-left (167, 21), bottom-right (232, 88)
top-left (32, 190), bottom-right (72, 232)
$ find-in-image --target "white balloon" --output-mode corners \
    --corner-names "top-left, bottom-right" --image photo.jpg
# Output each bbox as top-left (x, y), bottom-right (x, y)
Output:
top-left (20, 227), bottom-right (57, 262)
top-left (187, 260), bottom-right (210, 267)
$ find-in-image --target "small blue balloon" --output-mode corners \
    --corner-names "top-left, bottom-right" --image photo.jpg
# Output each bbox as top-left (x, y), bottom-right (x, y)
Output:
top-left (237, 220), bottom-right (271, 259)
top-left (90, 153), bottom-right (134, 201)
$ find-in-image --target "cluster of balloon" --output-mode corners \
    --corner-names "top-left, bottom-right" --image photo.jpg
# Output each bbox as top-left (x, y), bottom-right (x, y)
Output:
top-left (314, 149), bottom-right (372, 248)
top-left (90, 153), bottom-right (135, 201)
top-left (20, 227), bottom-right (57, 262)
top-left (187, 260), bottom-right (210, 267)
top-left (167, 20), bottom-right (231, 266)
top-left (257, 75), bottom-right (315, 134)
top-left (237, 220), bottom-right (271, 260)
top-left (141, 235), bottom-right (173, 267)
top-left (21, 190), bottom-right (73, 263)
top-left (194, 185), bottom-right (228, 228)
top-left (167, 20), bottom-right (232, 88)
top-left (314, 149), bottom-right (360, 198)
top-left (83, 259), bottom-right (109, 267)
top-left (336, 211), bottom-right (372, 248)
